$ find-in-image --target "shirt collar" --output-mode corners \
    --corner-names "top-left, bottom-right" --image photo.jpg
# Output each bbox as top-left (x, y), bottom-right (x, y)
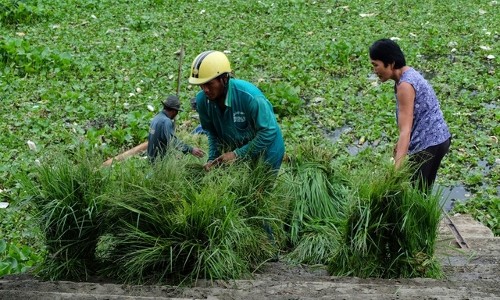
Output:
top-left (224, 79), bottom-right (233, 107)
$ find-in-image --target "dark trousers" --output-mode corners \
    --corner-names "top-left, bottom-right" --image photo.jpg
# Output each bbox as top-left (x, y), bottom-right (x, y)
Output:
top-left (409, 137), bottom-right (451, 191)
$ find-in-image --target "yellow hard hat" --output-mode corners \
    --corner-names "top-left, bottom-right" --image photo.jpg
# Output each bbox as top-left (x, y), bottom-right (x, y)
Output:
top-left (189, 50), bottom-right (231, 85)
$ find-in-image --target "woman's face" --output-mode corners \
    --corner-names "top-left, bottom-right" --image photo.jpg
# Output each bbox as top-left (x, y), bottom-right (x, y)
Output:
top-left (371, 59), bottom-right (392, 82)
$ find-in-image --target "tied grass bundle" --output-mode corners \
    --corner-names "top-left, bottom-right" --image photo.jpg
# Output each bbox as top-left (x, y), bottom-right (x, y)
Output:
top-left (328, 162), bottom-right (443, 278)
top-left (23, 141), bottom-right (445, 282)
top-left (225, 160), bottom-right (291, 244)
top-left (286, 218), bottom-right (342, 265)
top-left (284, 142), bottom-right (349, 264)
top-left (99, 158), bottom-right (277, 284)
top-left (26, 149), bottom-right (108, 280)
top-left (24, 149), bottom-right (281, 284)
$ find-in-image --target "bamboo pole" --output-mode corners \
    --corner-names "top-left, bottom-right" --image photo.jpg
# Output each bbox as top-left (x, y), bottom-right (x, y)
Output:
top-left (102, 141), bottom-right (148, 167)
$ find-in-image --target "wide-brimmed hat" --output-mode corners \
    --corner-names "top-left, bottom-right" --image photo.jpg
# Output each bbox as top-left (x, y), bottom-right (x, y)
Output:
top-left (162, 95), bottom-right (183, 111)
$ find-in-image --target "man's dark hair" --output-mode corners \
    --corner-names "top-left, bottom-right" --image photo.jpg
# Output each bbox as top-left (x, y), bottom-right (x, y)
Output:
top-left (369, 39), bottom-right (406, 69)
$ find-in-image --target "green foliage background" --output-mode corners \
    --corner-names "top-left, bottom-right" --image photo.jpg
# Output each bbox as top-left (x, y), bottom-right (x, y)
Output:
top-left (1, 0), bottom-right (498, 191)
top-left (0, 0), bottom-right (499, 278)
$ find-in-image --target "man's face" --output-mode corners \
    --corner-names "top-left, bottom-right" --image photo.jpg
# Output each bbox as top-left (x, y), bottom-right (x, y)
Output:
top-left (200, 77), bottom-right (225, 101)
top-left (166, 109), bottom-right (179, 120)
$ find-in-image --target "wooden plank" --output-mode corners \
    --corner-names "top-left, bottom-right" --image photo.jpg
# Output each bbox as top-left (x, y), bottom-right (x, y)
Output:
top-left (442, 211), bottom-right (470, 249)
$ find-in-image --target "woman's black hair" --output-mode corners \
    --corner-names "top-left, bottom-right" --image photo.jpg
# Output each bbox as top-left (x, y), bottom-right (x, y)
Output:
top-left (369, 39), bottom-right (406, 68)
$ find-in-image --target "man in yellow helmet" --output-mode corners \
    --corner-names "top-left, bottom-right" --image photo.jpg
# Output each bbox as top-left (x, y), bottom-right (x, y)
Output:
top-left (189, 50), bottom-right (285, 172)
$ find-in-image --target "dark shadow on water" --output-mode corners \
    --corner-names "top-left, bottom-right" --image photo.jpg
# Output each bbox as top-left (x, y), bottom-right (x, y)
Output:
top-left (323, 126), bottom-right (352, 143)
top-left (347, 142), bottom-right (369, 156)
top-left (323, 126), bottom-right (373, 156)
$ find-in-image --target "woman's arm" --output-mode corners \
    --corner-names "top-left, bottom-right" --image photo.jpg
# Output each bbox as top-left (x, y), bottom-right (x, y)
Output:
top-left (394, 82), bottom-right (415, 169)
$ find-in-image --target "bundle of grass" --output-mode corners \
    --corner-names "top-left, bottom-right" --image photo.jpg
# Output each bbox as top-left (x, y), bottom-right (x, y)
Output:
top-left (283, 142), bottom-right (349, 264)
top-left (286, 217), bottom-right (343, 265)
top-left (224, 160), bottom-right (292, 247)
top-left (328, 161), bottom-right (443, 278)
top-left (99, 157), bottom-right (276, 284)
top-left (24, 148), bottom-right (109, 280)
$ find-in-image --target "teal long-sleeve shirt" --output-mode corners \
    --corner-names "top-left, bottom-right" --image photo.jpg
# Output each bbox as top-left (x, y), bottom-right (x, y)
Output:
top-left (195, 79), bottom-right (285, 170)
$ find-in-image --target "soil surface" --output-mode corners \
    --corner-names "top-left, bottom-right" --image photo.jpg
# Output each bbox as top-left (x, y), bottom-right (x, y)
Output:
top-left (1, 214), bottom-right (499, 300)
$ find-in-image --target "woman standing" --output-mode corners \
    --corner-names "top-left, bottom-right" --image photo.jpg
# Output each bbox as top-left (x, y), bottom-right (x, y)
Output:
top-left (369, 39), bottom-right (451, 191)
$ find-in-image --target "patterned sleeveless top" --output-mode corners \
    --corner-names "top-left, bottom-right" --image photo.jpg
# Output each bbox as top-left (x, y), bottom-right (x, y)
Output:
top-left (396, 68), bottom-right (451, 154)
